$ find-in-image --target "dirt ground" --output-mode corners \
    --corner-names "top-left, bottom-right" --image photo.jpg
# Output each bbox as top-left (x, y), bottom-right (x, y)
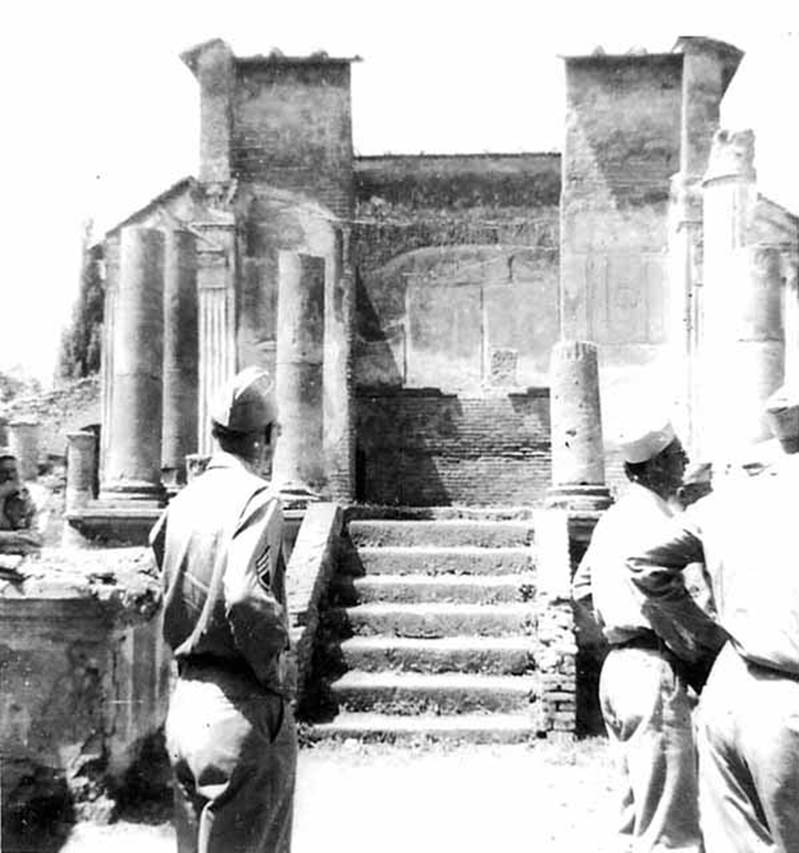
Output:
top-left (58, 736), bottom-right (619, 853)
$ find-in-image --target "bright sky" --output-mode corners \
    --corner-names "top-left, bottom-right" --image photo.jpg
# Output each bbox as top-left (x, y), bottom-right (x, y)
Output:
top-left (2, 0), bottom-right (797, 385)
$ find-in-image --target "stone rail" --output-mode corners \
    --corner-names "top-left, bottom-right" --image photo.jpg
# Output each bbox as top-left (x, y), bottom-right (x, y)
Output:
top-left (285, 502), bottom-right (344, 707)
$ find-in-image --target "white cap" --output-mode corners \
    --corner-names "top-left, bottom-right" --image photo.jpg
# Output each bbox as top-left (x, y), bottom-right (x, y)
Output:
top-left (619, 418), bottom-right (677, 464)
top-left (210, 366), bottom-right (277, 433)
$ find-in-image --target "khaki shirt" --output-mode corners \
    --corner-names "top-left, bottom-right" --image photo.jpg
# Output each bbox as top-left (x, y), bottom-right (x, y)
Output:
top-left (627, 454), bottom-right (799, 676)
top-left (150, 452), bottom-right (290, 696)
top-left (573, 482), bottom-right (726, 662)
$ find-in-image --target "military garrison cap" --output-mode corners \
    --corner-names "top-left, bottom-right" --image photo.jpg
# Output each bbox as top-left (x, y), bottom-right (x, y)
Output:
top-left (210, 366), bottom-right (278, 434)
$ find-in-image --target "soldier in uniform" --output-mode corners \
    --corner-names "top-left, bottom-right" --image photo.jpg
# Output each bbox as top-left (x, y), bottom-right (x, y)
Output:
top-left (572, 416), bottom-right (727, 853)
top-left (150, 366), bottom-right (296, 853)
top-left (627, 385), bottom-right (799, 853)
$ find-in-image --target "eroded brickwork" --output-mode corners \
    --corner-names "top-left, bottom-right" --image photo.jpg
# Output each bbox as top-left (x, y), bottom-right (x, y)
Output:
top-left (356, 390), bottom-right (550, 506)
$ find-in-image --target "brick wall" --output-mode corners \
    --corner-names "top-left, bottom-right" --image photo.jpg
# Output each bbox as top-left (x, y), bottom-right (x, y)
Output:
top-left (356, 389), bottom-right (551, 506)
top-left (232, 60), bottom-right (353, 219)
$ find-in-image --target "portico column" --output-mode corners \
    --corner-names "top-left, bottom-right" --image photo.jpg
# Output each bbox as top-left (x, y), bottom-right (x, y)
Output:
top-left (101, 226), bottom-right (165, 503)
top-left (667, 175), bottom-right (703, 453)
top-left (162, 229), bottom-right (198, 487)
top-left (273, 250), bottom-right (325, 492)
top-left (195, 220), bottom-right (236, 455)
top-left (546, 340), bottom-right (611, 513)
top-left (700, 130), bottom-right (784, 457)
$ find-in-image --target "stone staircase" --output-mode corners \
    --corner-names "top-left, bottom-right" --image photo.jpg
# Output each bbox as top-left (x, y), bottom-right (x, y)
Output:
top-left (309, 516), bottom-right (574, 743)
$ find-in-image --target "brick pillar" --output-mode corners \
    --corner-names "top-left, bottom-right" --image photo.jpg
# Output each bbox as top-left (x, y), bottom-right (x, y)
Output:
top-left (323, 228), bottom-right (355, 502)
top-left (8, 421), bottom-right (39, 481)
top-left (700, 130), bottom-right (784, 457)
top-left (162, 229), bottom-right (198, 488)
top-left (546, 340), bottom-right (611, 512)
top-left (273, 250), bottom-right (325, 494)
top-left (65, 431), bottom-right (96, 513)
top-left (101, 226), bottom-right (165, 504)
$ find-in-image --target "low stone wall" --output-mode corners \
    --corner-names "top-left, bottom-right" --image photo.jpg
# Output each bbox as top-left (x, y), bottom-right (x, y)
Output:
top-left (532, 508), bottom-right (578, 736)
top-left (0, 546), bottom-right (169, 839)
top-left (285, 502), bottom-right (344, 708)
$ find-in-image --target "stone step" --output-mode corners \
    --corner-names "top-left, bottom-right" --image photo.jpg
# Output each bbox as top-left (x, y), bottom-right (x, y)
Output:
top-left (348, 519), bottom-right (534, 549)
top-left (308, 711), bottom-right (540, 744)
top-left (331, 572), bottom-right (537, 606)
top-left (331, 670), bottom-right (538, 715)
top-left (341, 546), bottom-right (534, 577)
top-left (329, 602), bottom-right (537, 638)
top-left (339, 635), bottom-right (536, 675)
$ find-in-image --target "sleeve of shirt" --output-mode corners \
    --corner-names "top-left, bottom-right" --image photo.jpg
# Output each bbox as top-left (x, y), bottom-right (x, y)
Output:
top-left (625, 510), bottom-right (705, 602)
top-left (223, 491), bottom-right (289, 683)
top-left (149, 509), bottom-right (167, 570)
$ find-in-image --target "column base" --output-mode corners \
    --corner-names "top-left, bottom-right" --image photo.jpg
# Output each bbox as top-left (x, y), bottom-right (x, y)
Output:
top-left (99, 480), bottom-right (166, 508)
top-left (545, 484), bottom-right (612, 514)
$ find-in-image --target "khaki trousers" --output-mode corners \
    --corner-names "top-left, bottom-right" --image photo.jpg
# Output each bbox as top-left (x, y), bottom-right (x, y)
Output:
top-left (165, 664), bottom-right (297, 853)
top-left (697, 643), bottom-right (799, 853)
top-left (600, 646), bottom-right (702, 853)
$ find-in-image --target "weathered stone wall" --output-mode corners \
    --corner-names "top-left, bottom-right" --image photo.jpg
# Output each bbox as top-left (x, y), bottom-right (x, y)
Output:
top-left (1, 548), bottom-right (169, 837)
top-left (232, 59), bottom-right (353, 220)
top-left (562, 53), bottom-right (683, 459)
top-left (353, 153), bottom-right (561, 392)
top-left (356, 389), bottom-right (550, 506)
top-left (349, 154), bottom-right (559, 505)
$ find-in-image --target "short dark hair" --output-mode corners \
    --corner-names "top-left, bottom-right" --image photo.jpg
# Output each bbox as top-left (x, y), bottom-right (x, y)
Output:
top-left (211, 422), bottom-right (273, 457)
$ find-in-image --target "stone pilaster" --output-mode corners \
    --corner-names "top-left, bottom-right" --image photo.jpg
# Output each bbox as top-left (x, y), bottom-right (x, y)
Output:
top-left (195, 220), bottom-right (237, 455)
top-left (273, 250), bottom-right (325, 493)
top-left (101, 226), bottom-right (165, 504)
top-left (8, 421), bottom-right (40, 481)
top-left (323, 228), bottom-right (355, 502)
top-left (667, 175), bottom-right (704, 452)
top-left (546, 340), bottom-right (611, 513)
top-left (162, 229), bottom-right (198, 487)
top-left (700, 130), bottom-right (784, 457)
top-left (65, 431), bottom-right (96, 513)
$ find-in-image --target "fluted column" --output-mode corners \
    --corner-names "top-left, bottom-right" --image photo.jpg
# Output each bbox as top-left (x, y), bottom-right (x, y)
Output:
top-left (101, 226), bottom-right (165, 503)
top-left (323, 228), bottom-right (355, 502)
top-left (162, 229), bottom-right (198, 487)
top-left (273, 250), bottom-right (325, 491)
top-left (196, 221), bottom-right (236, 455)
top-left (546, 340), bottom-right (611, 512)
top-left (8, 421), bottom-right (40, 481)
top-left (667, 175), bottom-right (703, 452)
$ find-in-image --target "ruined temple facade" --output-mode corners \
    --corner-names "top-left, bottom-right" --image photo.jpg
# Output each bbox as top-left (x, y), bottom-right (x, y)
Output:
top-left (97, 36), bottom-right (799, 511)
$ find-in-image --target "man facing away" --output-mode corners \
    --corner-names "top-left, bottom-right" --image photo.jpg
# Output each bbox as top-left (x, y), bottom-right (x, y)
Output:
top-left (626, 385), bottom-right (799, 853)
top-left (572, 416), bottom-right (728, 853)
top-left (150, 366), bottom-right (297, 853)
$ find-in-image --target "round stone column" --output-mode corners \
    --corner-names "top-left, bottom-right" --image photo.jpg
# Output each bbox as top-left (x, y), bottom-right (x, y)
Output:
top-left (273, 250), bottom-right (325, 492)
top-left (700, 130), bottom-right (784, 457)
top-left (162, 229), bottom-right (198, 488)
top-left (101, 226), bottom-right (165, 503)
top-left (65, 431), bottom-right (96, 513)
top-left (546, 340), bottom-right (611, 512)
top-left (8, 420), bottom-right (40, 481)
